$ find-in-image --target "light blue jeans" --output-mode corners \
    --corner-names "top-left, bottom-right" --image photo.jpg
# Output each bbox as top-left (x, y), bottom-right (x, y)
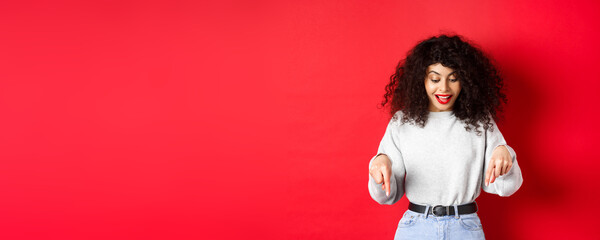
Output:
top-left (394, 206), bottom-right (485, 240)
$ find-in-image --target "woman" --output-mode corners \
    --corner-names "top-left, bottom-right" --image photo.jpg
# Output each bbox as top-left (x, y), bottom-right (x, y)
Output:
top-left (368, 34), bottom-right (523, 239)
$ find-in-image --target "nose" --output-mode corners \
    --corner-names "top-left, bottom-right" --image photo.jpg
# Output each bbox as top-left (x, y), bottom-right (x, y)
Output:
top-left (439, 79), bottom-right (449, 92)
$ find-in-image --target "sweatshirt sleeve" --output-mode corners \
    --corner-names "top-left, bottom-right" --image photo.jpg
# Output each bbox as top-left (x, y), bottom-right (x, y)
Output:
top-left (368, 114), bottom-right (406, 205)
top-left (481, 119), bottom-right (523, 197)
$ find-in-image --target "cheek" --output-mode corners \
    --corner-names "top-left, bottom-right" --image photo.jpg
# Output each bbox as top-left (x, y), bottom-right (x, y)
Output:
top-left (453, 83), bottom-right (461, 95)
top-left (424, 82), bottom-right (434, 94)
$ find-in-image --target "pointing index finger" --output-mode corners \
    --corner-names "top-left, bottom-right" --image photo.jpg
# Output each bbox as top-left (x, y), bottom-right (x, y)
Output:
top-left (383, 168), bottom-right (391, 197)
top-left (485, 164), bottom-right (494, 186)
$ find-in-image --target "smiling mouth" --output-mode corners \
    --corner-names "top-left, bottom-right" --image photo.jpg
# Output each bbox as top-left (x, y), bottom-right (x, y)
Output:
top-left (435, 94), bottom-right (452, 104)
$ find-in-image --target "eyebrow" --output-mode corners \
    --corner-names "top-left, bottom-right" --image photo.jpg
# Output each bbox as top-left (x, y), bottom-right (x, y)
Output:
top-left (428, 70), bottom-right (457, 76)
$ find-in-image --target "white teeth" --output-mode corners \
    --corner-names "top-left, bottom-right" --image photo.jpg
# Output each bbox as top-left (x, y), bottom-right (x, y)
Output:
top-left (437, 95), bottom-right (450, 99)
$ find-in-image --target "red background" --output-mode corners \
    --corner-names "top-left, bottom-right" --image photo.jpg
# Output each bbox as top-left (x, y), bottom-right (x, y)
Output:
top-left (1, 0), bottom-right (599, 239)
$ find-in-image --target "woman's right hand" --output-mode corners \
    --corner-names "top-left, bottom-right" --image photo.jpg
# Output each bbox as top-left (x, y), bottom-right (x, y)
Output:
top-left (369, 154), bottom-right (392, 197)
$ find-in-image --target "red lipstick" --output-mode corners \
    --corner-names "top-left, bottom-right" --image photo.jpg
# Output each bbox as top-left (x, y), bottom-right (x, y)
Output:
top-left (435, 94), bottom-right (452, 104)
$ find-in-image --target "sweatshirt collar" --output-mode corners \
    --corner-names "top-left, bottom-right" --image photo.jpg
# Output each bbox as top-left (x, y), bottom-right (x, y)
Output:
top-left (428, 111), bottom-right (454, 119)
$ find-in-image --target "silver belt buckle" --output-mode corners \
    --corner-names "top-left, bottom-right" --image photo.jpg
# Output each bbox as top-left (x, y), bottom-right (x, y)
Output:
top-left (431, 205), bottom-right (450, 216)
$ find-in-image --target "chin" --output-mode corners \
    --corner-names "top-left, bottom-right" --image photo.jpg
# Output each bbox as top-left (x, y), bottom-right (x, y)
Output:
top-left (434, 105), bottom-right (453, 112)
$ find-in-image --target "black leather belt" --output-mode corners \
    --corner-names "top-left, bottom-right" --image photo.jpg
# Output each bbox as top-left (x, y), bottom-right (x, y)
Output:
top-left (409, 202), bottom-right (478, 216)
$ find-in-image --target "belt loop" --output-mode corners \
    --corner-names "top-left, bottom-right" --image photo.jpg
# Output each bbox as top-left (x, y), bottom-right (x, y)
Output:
top-left (453, 204), bottom-right (459, 219)
top-left (424, 205), bottom-right (430, 219)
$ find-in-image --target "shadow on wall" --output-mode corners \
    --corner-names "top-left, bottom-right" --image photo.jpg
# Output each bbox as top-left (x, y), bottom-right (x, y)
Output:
top-left (476, 40), bottom-right (568, 240)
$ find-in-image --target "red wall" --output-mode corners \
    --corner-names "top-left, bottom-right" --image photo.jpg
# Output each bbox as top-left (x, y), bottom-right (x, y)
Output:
top-left (1, 0), bottom-right (599, 239)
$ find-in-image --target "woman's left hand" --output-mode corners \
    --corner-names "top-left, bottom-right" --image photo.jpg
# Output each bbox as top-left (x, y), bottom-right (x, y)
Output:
top-left (485, 145), bottom-right (513, 186)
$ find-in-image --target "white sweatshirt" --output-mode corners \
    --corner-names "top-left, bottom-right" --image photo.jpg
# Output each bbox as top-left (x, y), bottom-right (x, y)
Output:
top-left (368, 111), bottom-right (523, 206)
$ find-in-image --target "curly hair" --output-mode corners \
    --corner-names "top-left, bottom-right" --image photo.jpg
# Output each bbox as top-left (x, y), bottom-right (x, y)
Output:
top-left (381, 34), bottom-right (507, 134)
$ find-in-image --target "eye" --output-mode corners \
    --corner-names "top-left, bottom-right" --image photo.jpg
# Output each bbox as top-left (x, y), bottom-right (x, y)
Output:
top-left (450, 78), bottom-right (458, 82)
top-left (431, 79), bottom-right (440, 83)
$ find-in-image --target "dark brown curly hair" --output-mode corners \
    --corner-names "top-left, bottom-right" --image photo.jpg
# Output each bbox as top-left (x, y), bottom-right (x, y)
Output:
top-left (381, 34), bottom-right (507, 134)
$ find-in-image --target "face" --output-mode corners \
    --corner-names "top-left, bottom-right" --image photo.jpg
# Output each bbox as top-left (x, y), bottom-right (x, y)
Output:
top-left (424, 63), bottom-right (461, 112)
